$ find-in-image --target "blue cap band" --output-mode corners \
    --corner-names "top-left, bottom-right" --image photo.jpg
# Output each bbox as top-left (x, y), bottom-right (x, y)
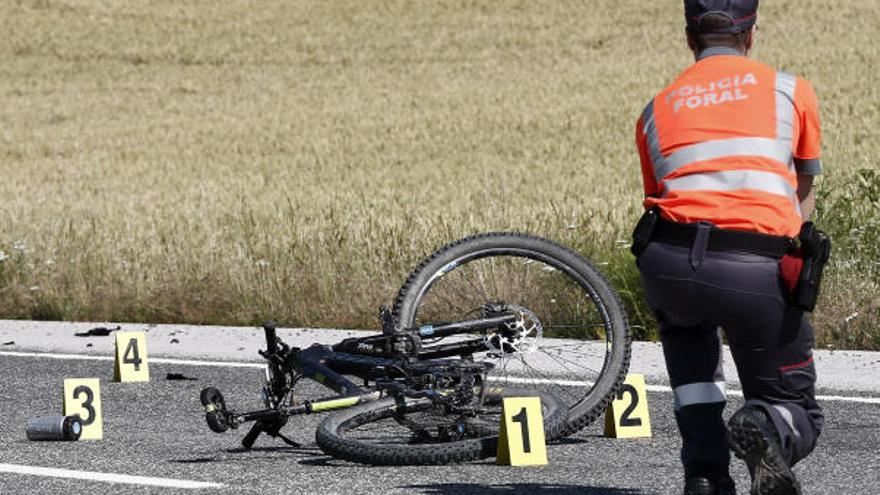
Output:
top-left (685, 0), bottom-right (759, 34)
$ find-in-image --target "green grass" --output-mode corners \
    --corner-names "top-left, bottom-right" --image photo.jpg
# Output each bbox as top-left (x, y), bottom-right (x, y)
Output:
top-left (1, 0), bottom-right (878, 348)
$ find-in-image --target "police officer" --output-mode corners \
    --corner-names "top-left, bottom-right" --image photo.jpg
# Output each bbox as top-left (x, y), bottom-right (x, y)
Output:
top-left (632, 1), bottom-right (824, 494)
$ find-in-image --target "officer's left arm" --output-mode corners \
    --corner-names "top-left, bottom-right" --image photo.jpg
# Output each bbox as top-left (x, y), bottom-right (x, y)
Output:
top-left (793, 78), bottom-right (822, 222)
top-left (635, 113), bottom-right (659, 199)
top-left (797, 174), bottom-right (815, 221)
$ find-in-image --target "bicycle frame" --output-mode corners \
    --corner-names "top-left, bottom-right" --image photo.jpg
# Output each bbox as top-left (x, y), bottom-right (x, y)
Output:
top-left (212, 308), bottom-right (519, 448)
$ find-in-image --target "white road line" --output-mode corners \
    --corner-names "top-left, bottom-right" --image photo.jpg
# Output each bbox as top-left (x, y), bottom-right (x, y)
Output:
top-left (4, 350), bottom-right (880, 404)
top-left (809, 394), bottom-right (880, 404)
top-left (487, 375), bottom-right (880, 404)
top-left (0, 350), bottom-right (263, 368)
top-left (153, 357), bottom-right (261, 369)
top-left (0, 463), bottom-right (223, 489)
top-left (1, 350), bottom-right (113, 362)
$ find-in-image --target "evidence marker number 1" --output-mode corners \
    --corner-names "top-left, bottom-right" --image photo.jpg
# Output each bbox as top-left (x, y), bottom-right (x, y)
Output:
top-left (496, 396), bottom-right (548, 466)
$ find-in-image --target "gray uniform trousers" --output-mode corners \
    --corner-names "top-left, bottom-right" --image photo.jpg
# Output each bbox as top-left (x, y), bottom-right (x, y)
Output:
top-left (637, 237), bottom-right (823, 473)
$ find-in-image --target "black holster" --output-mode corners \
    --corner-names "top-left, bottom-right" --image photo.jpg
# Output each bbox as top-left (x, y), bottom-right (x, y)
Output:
top-left (631, 207), bottom-right (660, 256)
top-left (795, 222), bottom-right (832, 312)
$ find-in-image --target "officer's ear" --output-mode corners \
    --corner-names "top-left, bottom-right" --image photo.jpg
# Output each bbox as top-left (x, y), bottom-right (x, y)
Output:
top-left (685, 29), bottom-right (697, 53)
top-left (744, 25), bottom-right (757, 54)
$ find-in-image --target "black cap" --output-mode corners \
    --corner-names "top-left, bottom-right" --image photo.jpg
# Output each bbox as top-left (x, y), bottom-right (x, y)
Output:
top-left (685, 0), bottom-right (759, 34)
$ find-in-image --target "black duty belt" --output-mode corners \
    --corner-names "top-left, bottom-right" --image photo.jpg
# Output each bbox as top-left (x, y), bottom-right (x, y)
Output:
top-left (652, 218), bottom-right (793, 259)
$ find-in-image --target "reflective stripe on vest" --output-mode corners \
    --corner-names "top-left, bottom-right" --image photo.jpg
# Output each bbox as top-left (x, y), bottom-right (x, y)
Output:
top-left (642, 71), bottom-right (799, 205)
top-left (654, 137), bottom-right (791, 182)
top-left (664, 169), bottom-right (797, 199)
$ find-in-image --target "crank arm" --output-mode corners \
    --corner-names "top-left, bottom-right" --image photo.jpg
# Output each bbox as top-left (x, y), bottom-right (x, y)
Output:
top-left (231, 405), bottom-right (309, 426)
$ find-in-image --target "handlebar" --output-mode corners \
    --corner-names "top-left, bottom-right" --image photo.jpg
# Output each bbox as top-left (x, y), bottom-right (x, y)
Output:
top-left (263, 321), bottom-right (278, 354)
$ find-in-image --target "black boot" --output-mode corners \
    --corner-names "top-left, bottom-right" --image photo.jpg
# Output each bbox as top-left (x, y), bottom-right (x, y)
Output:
top-left (683, 467), bottom-right (736, 495)
top-left (728, 406), bottom-right (801, 495)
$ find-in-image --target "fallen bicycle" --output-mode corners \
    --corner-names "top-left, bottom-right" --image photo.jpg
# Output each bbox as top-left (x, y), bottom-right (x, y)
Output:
top-left (200, 232), bottom-right (632, 465)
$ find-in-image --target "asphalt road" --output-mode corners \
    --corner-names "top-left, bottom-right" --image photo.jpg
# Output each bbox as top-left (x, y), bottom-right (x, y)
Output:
top-left (1, 353), bottom-right (878, 494)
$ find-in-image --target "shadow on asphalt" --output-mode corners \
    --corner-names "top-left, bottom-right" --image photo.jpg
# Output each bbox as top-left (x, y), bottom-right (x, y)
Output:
top-left (404, 483), bottom-right (654, 494)
top-left (168, 445), bottom-right (327, 465)
top-left (171, 457), bottom-right (217, 464)
top-left (297, 456), bottom-right (346, 467)
top-left (224, 446), bottom-right (312, 454)
top-left (551, 435), bottom-right (601, 445)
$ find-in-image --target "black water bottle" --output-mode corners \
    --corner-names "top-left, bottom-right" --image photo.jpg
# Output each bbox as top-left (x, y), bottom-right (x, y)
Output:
top-left (25, 415), bottom-right (83, 441)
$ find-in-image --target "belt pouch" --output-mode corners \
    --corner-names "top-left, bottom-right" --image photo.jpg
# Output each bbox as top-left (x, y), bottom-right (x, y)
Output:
top-left (795, 223), bottom-right (832, 311)
top-left (631, 207), bottom-right (659, 256)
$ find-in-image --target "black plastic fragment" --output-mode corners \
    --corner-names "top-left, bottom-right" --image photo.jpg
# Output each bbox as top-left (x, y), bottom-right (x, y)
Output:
top-left (166, 373), bottom-right (198, 381)
top-left (75, 326), bottom-right (121, 337)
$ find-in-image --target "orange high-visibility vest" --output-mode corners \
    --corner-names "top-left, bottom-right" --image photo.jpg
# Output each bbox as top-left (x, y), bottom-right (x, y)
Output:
top-left (635, 48), bottom-right (822, 238)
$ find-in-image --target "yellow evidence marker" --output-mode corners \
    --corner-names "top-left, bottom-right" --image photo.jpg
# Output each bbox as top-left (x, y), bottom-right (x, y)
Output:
top-left (114, 331), bottom-right (150, 382)
top-left (496, 396), bottom-right (548, 466)
top-left (604, 373), bottom-right (652, 438)
top-left (63, 378), bottom-right (103, 440)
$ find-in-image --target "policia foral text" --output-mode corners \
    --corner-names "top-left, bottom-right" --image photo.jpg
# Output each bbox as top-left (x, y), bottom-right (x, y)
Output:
top-left (632, 1), bottom-right (831, 495)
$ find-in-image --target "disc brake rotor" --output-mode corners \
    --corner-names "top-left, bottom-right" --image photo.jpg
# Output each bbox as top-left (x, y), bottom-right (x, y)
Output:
top-left (483, 304), bottom-right (543, 355)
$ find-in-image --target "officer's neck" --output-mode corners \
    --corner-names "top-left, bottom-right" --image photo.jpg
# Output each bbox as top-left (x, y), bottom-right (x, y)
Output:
top-left (695, 46), bottom-right (748, 62)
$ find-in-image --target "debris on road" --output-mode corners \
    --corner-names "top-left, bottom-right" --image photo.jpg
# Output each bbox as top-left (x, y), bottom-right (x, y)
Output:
top-left (75, 326), bottom-right (121, 337)
top-left (166, 373), bottom-right (198, 381)
top-left (26, 415), bottom-right (83, 441)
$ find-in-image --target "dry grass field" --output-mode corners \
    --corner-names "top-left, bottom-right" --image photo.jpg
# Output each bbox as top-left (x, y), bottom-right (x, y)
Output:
top-left (1, 0), bottom-right (878, 348)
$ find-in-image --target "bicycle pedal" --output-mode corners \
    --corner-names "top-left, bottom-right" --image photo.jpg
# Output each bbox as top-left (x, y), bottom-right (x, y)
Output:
top-left (379, 305), bottom-right (396, 336)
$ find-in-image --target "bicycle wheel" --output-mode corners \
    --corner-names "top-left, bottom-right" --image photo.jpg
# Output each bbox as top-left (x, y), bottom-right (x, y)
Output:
top-left (315, 387), bottom-right (566, 465)
top-left (393, 232), bottom-right (631, 437)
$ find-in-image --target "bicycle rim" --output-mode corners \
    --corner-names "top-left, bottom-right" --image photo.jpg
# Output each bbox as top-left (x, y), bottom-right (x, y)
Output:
top-left (316, 387), bottom-right (565, 465)
top-left (394, 233), bottom-right (631, 436)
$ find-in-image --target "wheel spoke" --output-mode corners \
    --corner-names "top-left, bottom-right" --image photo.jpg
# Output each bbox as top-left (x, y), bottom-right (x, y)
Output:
top-left (537, 347), bottom-right (603, 378)
top-left (517, 356), bottom-right (581, 402)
